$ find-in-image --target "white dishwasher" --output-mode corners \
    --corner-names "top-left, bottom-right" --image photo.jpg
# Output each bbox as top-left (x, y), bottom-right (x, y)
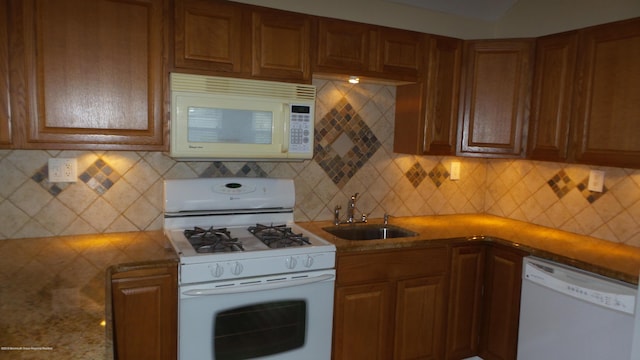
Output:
top-left (517, 256), bottom-right (637, 360)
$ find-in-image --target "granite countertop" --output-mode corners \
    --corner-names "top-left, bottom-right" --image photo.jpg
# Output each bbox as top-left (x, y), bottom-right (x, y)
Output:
top-left (297, 214), bottom-right (640, 285)
top-left (0, 231), bottom-right (176, 360)
top-left (3, 215), bottom-right (640, 359)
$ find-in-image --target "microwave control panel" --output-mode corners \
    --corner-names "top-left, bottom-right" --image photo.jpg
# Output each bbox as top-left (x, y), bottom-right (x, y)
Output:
top-left (289, 105), bottom-right (313, 153)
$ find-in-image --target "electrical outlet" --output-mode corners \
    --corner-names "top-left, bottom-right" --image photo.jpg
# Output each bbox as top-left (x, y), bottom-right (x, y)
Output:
top-left (49, 158), bottom-right (77, 182)
top-left (587, 170), bottom-right (605, 192)
top-left (450, 161), bottom-right (461, 180)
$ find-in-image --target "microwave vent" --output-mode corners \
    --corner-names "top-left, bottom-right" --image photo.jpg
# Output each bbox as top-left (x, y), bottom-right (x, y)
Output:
top-left (171, 73), bottom-right (315, 102)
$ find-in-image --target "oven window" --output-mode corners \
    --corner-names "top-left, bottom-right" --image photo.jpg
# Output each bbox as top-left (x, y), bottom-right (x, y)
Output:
top-left (214, 300), bottom-right (306, 359)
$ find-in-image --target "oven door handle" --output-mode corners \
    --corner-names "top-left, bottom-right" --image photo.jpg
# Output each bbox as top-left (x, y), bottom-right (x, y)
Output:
top-left (182, 274), bottom-right (335, 296)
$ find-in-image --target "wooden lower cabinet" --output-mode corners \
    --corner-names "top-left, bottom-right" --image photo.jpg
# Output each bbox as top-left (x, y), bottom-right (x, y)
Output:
top-left (111, 262), bottom-right (177, 360)
top-left (394, 275), bottom-right (447, 359)
top-left (332, 247), bottom-right (448, 360)
top-left (333, 282), bottom-right (392, 360)
top-left (479, 245), bottom-right (526, 360)
top-left (446, 244), bottom-right (486, 359)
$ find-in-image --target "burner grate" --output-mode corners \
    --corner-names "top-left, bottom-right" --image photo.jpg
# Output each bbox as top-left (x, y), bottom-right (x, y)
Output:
top-left (248, 224), bottom-right (310, 248)
top-left (184, 227), bottom-right (244, 253)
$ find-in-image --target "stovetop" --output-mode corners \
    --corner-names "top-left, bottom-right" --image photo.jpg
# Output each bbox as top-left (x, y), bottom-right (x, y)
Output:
top-left (163, 177), bottom-right (335, 284)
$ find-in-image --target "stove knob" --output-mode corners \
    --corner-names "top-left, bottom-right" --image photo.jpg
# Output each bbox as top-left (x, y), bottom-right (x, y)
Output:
top-left (231, 262), bottom-right (244, 276)
top-left (285, 256), bottom-right (298, 269)
top-left (210, 264), bottom-right (224, 278)
top-left (304, 255), bottom-right (314, 268)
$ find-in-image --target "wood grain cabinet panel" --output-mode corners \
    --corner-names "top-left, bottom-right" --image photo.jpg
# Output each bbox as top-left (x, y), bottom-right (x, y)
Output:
top-left (394, 35), bottom-right (461, 155)
top-left (333, 282), bottom-right (392, 360)
top-left (394, 276), bottom-right (446, 360)
top-left (333, 247), bottom-right (448, 360)
top-left (0, 0), bottom-right (11, 147)
top-left (174, 0), bottom-right (243, 73)
top-left (251, 10), bottom-right (311, 82)
top-left (572, 17), bottom-right (640, 168)
top-left (10, 0), bottom-right (167, 150)
top-left (527, 31), bottom-right (578, 162)
top-left (446, 244), bottom-right (485, 359)
top-left (479, 245), bottom-right (525, 360)
top-left (315, 18), bottom-right (424, 82)
top-left (315, 18), bottom-right (372, 74)
top-left (458, 39), bottom-right (534, 158)
top-left (111, 264), bottom-right (177, 360)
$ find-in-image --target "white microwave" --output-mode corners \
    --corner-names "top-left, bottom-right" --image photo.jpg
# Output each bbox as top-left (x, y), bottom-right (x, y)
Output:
top-left (170, 73), bottom-right (316, 161)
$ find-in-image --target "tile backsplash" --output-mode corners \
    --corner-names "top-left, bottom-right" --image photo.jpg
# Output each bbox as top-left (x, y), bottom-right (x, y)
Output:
top-left (1, 77), bottom-right (639, 247)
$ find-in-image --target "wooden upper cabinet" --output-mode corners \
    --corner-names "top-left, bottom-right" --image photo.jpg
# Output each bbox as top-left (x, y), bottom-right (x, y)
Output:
top-left (315, 18), bottom-right (373, 74)
top-left (250, 9), bottom-right (311, 82)
top-left (174, 0), bottom-right (311, 83)
top-left (10, 0), bottom-right (167, 150)
top-left (0, 0), bottom-right (11, 148)
top-left (394, 35), bottom-right (461, 155)
top-left (174, 0), bottom-right (243, 74)
top-left (458, 39), bottom-right (534, 158)
top-left (572, 17), bottom-right (640, 168)
top-left (314, 18), bottom-right (424, 82)
top-left (377, 27), bottom-right (424, 81)
top-left (527, 31), bottom-right (578, 162)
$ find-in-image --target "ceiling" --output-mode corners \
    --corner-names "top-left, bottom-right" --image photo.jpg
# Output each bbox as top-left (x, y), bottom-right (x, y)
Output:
top-left (386, 0), bottom-right (519, 21)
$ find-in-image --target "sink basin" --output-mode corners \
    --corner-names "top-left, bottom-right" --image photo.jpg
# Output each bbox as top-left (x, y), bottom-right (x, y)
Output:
top-left (322, 224), bottom-right (418, 241)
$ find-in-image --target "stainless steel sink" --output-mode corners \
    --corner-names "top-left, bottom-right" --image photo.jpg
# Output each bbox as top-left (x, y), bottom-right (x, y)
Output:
top-left (322, 224), bottom-right (418, 241)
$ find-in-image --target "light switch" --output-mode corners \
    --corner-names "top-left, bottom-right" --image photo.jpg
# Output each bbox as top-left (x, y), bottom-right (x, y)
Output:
top-left (450, 161), bottom-right (461, 180)
top-left (587, 170), bottom-right (605, 192)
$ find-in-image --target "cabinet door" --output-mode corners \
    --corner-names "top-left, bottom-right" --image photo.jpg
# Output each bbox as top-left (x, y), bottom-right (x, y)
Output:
top-left (333, 282), bottom-right (392, 360)
top-left (458, 39), bottom-right (533, 157)
top-left (11, 0), bottom-right (166, 150)
top-left (479, 245), bottom-right (524, 360)
top-left (0, 0), bottom-right (10, 147)
top-left (174, 0), bottom-right (243, 74)
top-left (573, 17), bottom-right (640, 168)
top-left (394, 35), bottom-right (461, 155)
top-left (315, 18), bottom-right (373, 74)
top-left (446, 244), bottom-right (485, 359)
top-left (111, 264), bottom-right (177, 360)
top-left (394, 276), bottom-right (446, 360)
top-left (377, 27), bottom-right (424, 81)
top-left (251, 9), bottom-right (311, 82)
top-left (527, 31), bottom-right (578, 162)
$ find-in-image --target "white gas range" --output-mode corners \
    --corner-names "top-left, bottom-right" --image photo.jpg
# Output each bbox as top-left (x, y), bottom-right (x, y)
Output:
top-left (163, 177), bottom-right (336, 360)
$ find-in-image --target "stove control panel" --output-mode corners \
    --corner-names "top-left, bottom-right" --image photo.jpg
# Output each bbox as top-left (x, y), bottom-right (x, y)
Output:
top-left (182, 251), bottom-right (336, 283)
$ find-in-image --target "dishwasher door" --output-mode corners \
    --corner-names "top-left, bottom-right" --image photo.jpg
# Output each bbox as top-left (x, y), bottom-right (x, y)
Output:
top-left (517, 257), bottom-right (637, 360)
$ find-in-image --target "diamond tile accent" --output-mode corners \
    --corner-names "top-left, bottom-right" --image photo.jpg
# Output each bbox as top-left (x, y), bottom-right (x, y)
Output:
top-left (577, 177), bottom-right (607, 203)
top-left (314, 98), bottom-right (382, 188)
top-left (199, 162), bottom-right (268, 178)
top-left (79, 159), bottom-right (120, 195)
top-left (428, 163), bottom-right (450, 188)
top-left (31, 164), bottom-right (69, 196)
top-left (547, 170), bottom-right (576, 199)
top-left (406, 162), bottom-right (428, 188)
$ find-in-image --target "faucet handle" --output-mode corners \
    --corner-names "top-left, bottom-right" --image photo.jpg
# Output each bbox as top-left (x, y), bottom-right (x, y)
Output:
top-left (361, 213), bottom-right (368, 223)
top-left (351, 193), bottom-right (359, 201)
top-left (383, 213), bottom-right (390, 226)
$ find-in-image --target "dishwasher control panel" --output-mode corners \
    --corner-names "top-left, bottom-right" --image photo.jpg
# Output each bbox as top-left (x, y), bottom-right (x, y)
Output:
top-left (524, 260), bottom-right (636, 315)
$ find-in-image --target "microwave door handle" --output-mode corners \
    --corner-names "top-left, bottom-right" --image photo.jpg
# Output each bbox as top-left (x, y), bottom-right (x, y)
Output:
top-left (282, 104), bottom-right (290, 153)
top-left (182, 274), bottom-right (334, 297)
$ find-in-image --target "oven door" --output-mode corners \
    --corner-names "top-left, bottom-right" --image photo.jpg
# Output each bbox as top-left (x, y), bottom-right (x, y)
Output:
top-left (178, 269), bottom-right (335, 360)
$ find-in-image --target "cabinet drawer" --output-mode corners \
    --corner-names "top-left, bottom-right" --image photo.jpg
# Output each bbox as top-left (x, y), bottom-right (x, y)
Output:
top-left (337, 246), bottom-right (448, 285)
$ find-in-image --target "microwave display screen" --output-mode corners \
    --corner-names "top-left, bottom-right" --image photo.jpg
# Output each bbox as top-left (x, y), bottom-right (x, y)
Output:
top-left (187, 107), bottom-right (273, 144)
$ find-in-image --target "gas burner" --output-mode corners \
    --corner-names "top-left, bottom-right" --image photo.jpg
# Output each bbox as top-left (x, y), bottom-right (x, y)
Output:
top-left (248, 224), bottom-right (311, 248)
top-left (184, 227), bottom-right (244, 253)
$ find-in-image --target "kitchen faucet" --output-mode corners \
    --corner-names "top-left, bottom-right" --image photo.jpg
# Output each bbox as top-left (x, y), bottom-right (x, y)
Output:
top-left (333, 193), bottom-right (367, 225)
top-left (347, 193), bottom-right (358, 223)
